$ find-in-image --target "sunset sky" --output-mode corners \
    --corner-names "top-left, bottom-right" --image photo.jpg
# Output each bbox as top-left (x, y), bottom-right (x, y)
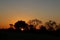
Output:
top-left (0, 0), bottom-right (60, 29)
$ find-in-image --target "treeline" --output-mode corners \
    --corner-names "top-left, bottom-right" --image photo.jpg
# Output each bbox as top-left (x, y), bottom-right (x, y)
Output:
top-left (0, 19), bottom-right (60, 32)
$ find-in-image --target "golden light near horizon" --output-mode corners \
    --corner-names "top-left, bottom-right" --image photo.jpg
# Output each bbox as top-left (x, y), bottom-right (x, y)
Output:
top-left (20, 28), bottom-right (25, 31)
top-left (0, 0), bottom-right (60, 29)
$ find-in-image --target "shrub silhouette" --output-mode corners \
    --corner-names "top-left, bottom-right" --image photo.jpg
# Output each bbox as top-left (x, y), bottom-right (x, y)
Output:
top-left (40, 25), bottom-right (46, 31)
top-left (14, 20), bottom-right (28, 30)
top-left (29, 25), bottom-right (35, 30)
top-left (9, 24), bottom-right (14, 29)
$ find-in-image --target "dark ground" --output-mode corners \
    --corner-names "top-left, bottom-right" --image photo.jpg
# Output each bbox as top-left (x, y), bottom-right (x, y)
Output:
top-left (0, 31), bottom-right (60, 40)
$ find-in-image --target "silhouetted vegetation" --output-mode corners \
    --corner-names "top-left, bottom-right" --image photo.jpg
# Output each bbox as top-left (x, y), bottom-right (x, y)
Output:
top-left (0, 19), bottom-right (60, 37)
top-left (14, 20), bottom-right (28, 31)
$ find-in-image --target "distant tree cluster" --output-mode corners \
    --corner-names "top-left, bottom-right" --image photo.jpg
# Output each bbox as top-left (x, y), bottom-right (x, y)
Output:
top-left (8, 19), bottom-right (60, 32)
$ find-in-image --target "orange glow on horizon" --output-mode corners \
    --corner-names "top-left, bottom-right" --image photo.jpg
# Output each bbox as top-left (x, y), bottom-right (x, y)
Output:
top-left (0, 16), bottom-right (60, 29)
top-left (0, 16), bottom-right (29, 29)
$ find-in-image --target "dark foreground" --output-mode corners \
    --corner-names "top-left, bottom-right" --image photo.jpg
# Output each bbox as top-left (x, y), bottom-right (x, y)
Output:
top-left (0, 30), bottom-right (60, 40)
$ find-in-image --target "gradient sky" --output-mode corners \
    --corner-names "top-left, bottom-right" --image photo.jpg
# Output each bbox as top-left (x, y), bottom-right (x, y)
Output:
top-left (0, 0), bottom-right (60, 28)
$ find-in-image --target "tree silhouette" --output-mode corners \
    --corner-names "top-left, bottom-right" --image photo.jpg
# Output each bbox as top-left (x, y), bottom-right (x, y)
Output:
top-left (14, 20), bottom-right (28, 31)
top-left (49, 20), bottom-right (57, 30)
top-left (45, 20), bottom-right (53, 31)
top-left (40, 25), bottom-right (46, 32)
top-left (56, 24), bottom-right (60, 31)
top-left (45, 20), bottom-right (57, 31)
top-left (29, 25), bottom-right (35, 30)
top-left (28, 19), bottom-right (42, 29)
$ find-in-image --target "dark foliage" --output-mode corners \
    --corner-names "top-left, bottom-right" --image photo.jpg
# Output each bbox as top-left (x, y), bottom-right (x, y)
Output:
top-left (14, 20), bottom-right (28, 30)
